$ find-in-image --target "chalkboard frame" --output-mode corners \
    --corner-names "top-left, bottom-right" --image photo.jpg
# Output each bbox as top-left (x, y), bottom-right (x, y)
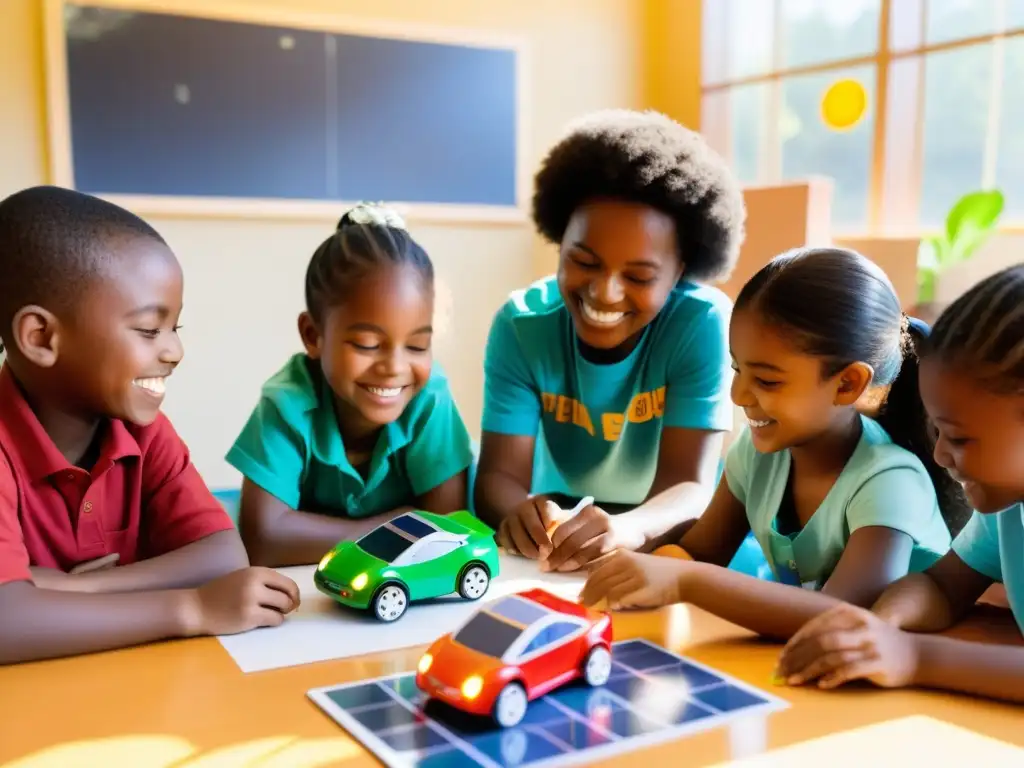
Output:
top-left (43, 0), bottom-right (530, 223)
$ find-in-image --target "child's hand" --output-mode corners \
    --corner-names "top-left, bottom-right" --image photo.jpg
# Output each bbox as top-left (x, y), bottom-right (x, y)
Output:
top-left (543, 505), bottom-right (642, 573)
top-left (183, 567), bottom-right (301, 636)
top-left (777, 603), bottom-right (920, 690)
top-left (496, 497), bottom-right (560, 559)
top-left (579, 549), bottom-right (689, 610)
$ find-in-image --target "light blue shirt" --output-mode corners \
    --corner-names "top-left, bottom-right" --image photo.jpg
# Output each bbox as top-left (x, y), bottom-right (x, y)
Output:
top-left (725, 416), bottom-right (952, 589)
top-left (952, 504), bottom-right (1024, 633)
top-left (481, 275), bottom-right (733, 505)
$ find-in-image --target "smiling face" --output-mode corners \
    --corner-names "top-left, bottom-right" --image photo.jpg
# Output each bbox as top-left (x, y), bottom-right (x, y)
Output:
top-left (300, 263), bottom-right (433, 437)
top-left (40, 236), bottom-right (185, 426)
top-left (557, 199), bottom-right (683, 357)
top-left (728, 307), bottom-right (872, 453)
top-left (919, 358), bottom-right (1024, 513)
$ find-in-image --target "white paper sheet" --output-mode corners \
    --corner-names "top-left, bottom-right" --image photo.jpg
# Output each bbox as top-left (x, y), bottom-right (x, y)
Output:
top-left (216, 554), bottom-right (586, 673)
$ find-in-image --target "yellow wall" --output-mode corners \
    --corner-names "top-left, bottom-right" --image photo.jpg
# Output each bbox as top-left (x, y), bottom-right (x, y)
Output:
top-left (643, 0), bottom-right (702, 129)
top-left (0, 0), bottom-right (645, 486)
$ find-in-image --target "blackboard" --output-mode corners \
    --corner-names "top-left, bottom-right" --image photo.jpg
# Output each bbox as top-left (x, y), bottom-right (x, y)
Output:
top-left (53, 4), bottom-right (522, 212)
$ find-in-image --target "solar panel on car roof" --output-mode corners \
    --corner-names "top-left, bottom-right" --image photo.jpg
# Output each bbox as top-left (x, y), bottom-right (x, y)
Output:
top-left (489, 595), bottom-right (550, 625)
top-left (390, 514), bottom-right (436, 539)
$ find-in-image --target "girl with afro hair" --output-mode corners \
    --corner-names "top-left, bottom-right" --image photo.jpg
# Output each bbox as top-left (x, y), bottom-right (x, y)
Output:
top-left (475, 109), bottom-right (746, 572)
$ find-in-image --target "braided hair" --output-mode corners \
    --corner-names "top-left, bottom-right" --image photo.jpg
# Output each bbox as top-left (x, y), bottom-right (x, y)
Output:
top-left (304, 203), bottom-right (433, 323)
top-left (921, 264), bottom-right (1024, 394)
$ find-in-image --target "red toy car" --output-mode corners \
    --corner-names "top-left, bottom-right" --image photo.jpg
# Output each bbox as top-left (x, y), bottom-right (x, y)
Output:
top-left (415, 588), bottom-right (613, 727)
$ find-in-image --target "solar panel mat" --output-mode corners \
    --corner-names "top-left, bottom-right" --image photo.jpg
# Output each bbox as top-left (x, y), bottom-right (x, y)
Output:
top-left (308, 638), bottom-right (789, 768)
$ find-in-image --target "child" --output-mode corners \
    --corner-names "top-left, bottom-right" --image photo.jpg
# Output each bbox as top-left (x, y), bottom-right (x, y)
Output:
top-left (581, 247), bottom-right (967, 640)
top-left (776, 265), bottom-right (1024, 703)
top-left (475, 109), bottom-right (747, 572)
top-left (227, 203), bottom-right (473, 567)
top-left (0, 186), bottom-right (299, 665)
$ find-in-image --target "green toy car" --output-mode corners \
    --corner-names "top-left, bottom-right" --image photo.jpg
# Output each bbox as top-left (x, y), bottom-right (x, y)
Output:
top-left (313, 510), bottom-right (500, 622)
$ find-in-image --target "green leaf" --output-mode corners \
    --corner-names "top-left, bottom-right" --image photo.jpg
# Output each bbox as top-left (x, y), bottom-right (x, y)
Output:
top-left (916, 237), bottom-right (941, 304)
top-left (941, 189), bottom-right (1004, 267)
top-left (918, 268), bottom-right (937, 304)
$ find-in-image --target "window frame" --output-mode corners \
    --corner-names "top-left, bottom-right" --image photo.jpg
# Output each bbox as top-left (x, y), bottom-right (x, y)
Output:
top-left (700, 0), bottom-right (1024, 236)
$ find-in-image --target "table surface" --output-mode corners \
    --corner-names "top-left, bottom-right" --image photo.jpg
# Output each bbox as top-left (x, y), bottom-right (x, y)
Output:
top-left (0, 600), bottom-right (1021, 767)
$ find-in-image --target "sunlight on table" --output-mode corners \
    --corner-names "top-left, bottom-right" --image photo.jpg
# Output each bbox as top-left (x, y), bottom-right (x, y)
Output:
top-left (711, 715), bottom-right (1024, 767)
top-left (1, 734), bottom-right (362, 768)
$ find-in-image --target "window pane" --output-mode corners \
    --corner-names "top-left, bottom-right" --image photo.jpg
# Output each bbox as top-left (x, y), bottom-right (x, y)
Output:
top-left (890, 0), bottom-right (925, 52)
top-left (926, 0), bottom-right (999, 45)
top-left (880, 56), bottom-right (924, 231)
top-left (780, 67), bottom-right (874, 230)
top-left (919, 45), bottom-right (992, 227)
top-left (729, 83), bottom-right (768, 184)
top-left (702, 0), bottom-right (775, 84)
top-left (701, 85), bottom-right (767, 185)
top-left (1008, 0), bottom-right (1024, 31)
top-left (996, 38), bottom-right (1024, 220)
top-left (779, 0), bottom-right (880, 69)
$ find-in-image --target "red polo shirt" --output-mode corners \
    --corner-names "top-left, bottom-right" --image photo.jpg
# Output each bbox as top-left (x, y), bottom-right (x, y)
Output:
top-left (0, 365), bottom-right (235, 586)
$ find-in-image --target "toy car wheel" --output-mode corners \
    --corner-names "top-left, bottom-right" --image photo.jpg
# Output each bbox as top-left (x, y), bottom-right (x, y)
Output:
top-left (457, 563), bottom-right (490, 600)
top-left (372, 583), bottom-right (409, 622)
top-left (583, 645), bottom-right (612, 686)
top-left (493, 681), bottom-right (528, 728)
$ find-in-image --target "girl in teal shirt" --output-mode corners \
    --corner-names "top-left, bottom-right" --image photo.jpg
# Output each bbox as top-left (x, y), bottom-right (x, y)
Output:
top-left (227, 204), bottom-right (473, 567)
top-left (582, 247), bottom-right (967, 639)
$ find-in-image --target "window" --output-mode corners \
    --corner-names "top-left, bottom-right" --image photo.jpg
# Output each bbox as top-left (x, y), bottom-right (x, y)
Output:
top-left (356, 527), bottom-right (414, 563)
top-left (453, 612), bottom-right (523, 659)
top-left (519, 621), bottom-right (580, 657)
top-left (391, 513), bottom-right (437, 539)
top-left (701, 0), bottom-right (1024, 234)
top-left (404, 539), bottom-right (460, 566)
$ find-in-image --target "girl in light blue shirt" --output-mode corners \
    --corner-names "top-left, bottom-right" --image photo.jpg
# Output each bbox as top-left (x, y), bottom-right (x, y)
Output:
top-left (582, 248), bottom-right (967, 640)
top-left (777, 264), bottom-right (1024, 704)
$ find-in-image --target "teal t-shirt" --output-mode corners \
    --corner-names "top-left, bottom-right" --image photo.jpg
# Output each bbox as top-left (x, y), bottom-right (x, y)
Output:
top-left (725, 415), bottom-right (952, 590)
top-left (952, 503), bottom-right (1024, 633)
top-left (226, 354), bottom-right (473, 517)
top-left (481, 275), bottom-right (733, 505)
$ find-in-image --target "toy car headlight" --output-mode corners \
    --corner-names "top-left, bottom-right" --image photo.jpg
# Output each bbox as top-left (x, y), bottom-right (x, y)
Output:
top-left (461, 675), bottom-right (484, 700)
top-left (317, 552), bottom-right (334, 571)
top-left (351, 572), bottom-right (369, 590)
top-left (418, 653), bottom-right (433, 674)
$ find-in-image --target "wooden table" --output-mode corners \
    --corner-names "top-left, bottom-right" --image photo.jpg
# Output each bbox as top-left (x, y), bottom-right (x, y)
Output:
top-left (0, 604), bottom-right (1020, 767)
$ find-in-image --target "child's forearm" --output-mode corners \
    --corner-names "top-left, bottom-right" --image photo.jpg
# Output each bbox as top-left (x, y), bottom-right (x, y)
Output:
top-left (0, 580), bottom-right (194, 665)
top-left (911, 635), bottom-right (1024, 703)
top-left (62, 530), bottom-right (249, 594)
top-left (474, 470), bottom-right (533, 529)
top-left (871, 573), bottom-right (960, 631)
top-left (248, 506), bottom-right (412, 567)
top-left (683, 563), bottom-right (846, 640)
top-left (625, 481), bottom-right (713, 552)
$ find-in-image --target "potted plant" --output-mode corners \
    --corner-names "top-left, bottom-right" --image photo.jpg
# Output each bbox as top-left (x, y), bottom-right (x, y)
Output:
top-left (914, 189), bottom-right (1005, 324)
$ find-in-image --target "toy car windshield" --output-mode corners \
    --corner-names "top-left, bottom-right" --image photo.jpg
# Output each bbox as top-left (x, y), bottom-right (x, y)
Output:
top-left (356, 513), bottom-right (439, 563)
top-left (452, 595), bottom-right (551, 659)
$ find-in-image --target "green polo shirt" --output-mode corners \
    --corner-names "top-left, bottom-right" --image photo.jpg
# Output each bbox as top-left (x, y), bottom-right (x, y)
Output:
top-left (226, 354), bottom-right (473, 517)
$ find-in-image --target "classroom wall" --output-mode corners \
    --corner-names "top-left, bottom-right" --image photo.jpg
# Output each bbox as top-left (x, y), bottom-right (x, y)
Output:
top-left (0, 0), bottom-right (644, 487)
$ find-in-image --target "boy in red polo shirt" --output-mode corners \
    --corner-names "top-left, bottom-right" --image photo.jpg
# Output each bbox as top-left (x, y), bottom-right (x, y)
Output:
top-left (0, 186), bottom-right (300, 664)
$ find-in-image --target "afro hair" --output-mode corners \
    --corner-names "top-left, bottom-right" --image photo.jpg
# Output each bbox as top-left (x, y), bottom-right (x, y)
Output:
top-left (531, 109), bottom-right (746, 284)
top-left (0, 186), bottom-right (165, 345)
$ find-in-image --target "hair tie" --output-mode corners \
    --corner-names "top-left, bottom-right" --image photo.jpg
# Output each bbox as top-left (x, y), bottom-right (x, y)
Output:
top-left (906, 315), bottom-right (931, 337)
top-left (337, 202), bottom-right (406, 231)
